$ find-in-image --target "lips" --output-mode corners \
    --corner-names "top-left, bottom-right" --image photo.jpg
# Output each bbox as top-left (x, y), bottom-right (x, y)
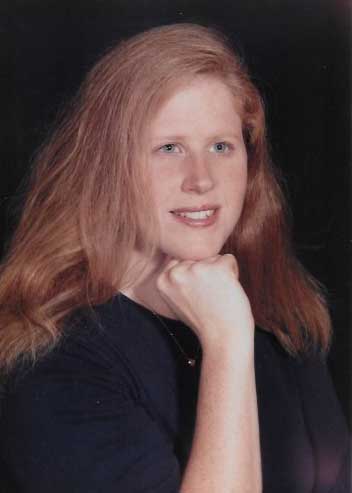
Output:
top-left (170, 204), bottom-right (219, 213)
top-left (170, 206), bottom-right (220, 227)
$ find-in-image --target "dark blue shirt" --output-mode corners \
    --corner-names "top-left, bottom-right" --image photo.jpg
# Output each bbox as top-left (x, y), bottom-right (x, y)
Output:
top-left (0, 292), bottom-right (350, 492)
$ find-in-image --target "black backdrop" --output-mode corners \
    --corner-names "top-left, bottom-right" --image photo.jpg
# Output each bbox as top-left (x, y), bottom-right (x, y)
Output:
top-left (1, 0), bottom-right (350, 425)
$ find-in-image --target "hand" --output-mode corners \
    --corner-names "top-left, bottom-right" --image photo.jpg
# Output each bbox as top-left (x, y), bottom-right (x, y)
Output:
top-left (155, 254), bottom-right (255, 351)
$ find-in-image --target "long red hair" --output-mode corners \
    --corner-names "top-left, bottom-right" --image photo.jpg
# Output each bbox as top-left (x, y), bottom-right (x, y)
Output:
top-left (0, 23), bottom-right (331, 372)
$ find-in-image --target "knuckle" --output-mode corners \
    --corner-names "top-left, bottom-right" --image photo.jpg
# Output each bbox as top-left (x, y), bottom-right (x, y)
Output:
top-left (223, 253), bottom-right (235, 261)
top-left (190, 261), bottom-right (207, 276)
top-left (224, 253), bottom-right (238, 267)
top-left (221, 254), bottom-right (239, 277)
top-left (168, 266), bottom-right (184, 283)
top-left (156, 275), bottom-right (165, 291)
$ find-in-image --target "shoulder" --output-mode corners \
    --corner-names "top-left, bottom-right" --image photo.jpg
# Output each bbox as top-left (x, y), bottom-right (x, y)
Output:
top-left (4, 294), bottom-right (181, 434)
top-left (9, 293), bottom-right (171, 392)
top-left (6, 298), bottom-right (135, 393)
top-left (0, 296), bottom-right (181, 492)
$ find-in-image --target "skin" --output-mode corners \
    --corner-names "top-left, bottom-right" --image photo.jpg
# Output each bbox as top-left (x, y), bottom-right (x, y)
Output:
top-left (121, 76), bottom-right (262, 491)
top-left (121, 76), bottom-right (248, 319)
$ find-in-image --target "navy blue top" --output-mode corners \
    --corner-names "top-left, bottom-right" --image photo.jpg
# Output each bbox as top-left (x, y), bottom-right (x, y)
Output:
top-left (0, 292), bottom-right (350, 492)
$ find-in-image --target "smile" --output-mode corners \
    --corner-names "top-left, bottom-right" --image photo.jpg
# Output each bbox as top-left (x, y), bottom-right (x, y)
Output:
top-left (170, 208), bottom-right (219, 227)
top-left (173, 209), bottom-right (215, 219)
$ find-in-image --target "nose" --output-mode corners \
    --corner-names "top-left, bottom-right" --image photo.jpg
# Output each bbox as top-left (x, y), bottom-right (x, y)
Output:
top-left (181, 153), bottom-right (215, 194)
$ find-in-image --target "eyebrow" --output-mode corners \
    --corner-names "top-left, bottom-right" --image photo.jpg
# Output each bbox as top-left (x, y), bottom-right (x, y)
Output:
top-left (151, 133), bottom-right (243, 143)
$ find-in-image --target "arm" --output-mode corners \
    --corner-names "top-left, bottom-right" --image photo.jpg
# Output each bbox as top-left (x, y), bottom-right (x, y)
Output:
top-left (156, 254), bottom-right (262, 493)
top-left (180, 341), bottom-right (262, 493)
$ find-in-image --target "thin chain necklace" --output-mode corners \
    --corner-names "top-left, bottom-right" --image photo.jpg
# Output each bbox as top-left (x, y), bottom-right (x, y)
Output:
top-left (151, 310), bottom-right (199, 367)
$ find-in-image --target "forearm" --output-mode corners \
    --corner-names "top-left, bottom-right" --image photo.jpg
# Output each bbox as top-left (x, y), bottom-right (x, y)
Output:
top-left (180, 343), bottom-right (262, 493)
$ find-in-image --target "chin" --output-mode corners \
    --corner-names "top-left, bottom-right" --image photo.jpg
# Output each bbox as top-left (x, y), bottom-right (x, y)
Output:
top-left (165, 244), bottom-right (223, 261)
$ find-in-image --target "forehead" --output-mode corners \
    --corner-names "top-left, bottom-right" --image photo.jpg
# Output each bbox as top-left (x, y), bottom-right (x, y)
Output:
top-left (148, 76), bottom-right (243, 137)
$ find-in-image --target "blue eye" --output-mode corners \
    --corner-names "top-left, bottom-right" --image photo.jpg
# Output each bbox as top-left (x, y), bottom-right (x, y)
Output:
top-left (160, 143), bottom-right (179, 153)
top-left (212, 142), bottom-right (231, 153)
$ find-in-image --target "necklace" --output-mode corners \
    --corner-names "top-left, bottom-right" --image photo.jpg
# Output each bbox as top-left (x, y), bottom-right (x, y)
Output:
top-left (151, 310), bottom-right (199, 367)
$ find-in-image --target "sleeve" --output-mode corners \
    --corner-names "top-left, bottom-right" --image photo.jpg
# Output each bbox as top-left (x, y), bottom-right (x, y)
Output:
top-left (294, 355), bottom-right (351, 493)
top-left (1, 328), bottom-right (181, 493)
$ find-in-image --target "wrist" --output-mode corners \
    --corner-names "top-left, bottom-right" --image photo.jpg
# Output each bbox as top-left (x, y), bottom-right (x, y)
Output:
top-left (201, 330), bottom-right (255, 365)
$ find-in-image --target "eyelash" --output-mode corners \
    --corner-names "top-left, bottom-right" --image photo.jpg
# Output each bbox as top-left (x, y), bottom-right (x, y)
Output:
top-left (160, 143), bottom-right (180, 153)
top-left (158, 142), bottom-right (233, 154)
top-left (211, 142), bottom-right (232, 153)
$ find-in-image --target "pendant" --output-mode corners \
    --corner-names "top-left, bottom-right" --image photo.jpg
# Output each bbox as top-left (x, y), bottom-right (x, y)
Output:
top-left (188, 358), bottom-right (196, 367)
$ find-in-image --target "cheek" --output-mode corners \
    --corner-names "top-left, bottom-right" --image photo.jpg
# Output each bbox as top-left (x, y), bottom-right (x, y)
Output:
top-left (152, 177), bottom-right (172, 218)
top-left (151, 167), bottom-right (179, 207)
top-left (225, 163), bottom-right (248, 205)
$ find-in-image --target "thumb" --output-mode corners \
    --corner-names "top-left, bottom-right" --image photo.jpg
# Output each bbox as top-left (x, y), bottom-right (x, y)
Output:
top-left (159, 254), bottom-right (179, 273)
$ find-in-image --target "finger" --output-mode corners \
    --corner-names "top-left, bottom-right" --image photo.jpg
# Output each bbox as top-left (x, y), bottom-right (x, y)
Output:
top-left (161, 256), bottom-right (180, 273)
top-left (203, 254), bottom-right (222, 263)
top-left (223, 254), bottom-right (239, 276)
top-left (166, 258), bottom-right (195, 275)
top-left (161, 254), bottom-right (177, 266)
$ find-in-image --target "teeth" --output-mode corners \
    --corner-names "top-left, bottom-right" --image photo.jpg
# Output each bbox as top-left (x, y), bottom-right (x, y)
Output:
top-left (174, 209), bottom-right (215, 219)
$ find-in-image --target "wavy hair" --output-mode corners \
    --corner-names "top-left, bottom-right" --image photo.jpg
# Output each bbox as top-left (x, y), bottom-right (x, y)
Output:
top-left (0, 23), bottom-right (331, 372)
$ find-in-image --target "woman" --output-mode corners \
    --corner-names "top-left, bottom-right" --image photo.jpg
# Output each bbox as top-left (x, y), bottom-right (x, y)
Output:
top-left (0, 23), bottom-right (349, 492)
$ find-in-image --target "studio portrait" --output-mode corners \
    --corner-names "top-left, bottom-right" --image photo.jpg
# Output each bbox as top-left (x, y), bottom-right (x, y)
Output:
top-left (0, 2), bottom-right (350, 492)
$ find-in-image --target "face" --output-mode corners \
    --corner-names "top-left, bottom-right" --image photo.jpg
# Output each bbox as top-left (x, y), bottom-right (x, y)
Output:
top-left (141, 76), bottom-right (248, 265)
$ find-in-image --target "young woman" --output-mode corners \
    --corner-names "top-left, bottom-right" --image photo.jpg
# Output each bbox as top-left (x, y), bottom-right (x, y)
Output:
top-left (0, 23), bottom-right (349, 493)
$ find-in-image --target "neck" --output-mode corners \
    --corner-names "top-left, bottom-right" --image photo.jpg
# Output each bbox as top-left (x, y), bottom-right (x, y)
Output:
top-left (120, 251), bottom-right (179, 320)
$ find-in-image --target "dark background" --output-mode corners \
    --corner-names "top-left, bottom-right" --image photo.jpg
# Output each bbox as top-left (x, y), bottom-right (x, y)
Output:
top-left (0, 0), bottom-right (350, 424)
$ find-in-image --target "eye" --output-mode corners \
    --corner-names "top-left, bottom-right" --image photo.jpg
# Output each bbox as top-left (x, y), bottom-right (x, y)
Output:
top-left (211, 142), bottom-right (233, 153)
top-left (159, 143), bottom-right (181, 153)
